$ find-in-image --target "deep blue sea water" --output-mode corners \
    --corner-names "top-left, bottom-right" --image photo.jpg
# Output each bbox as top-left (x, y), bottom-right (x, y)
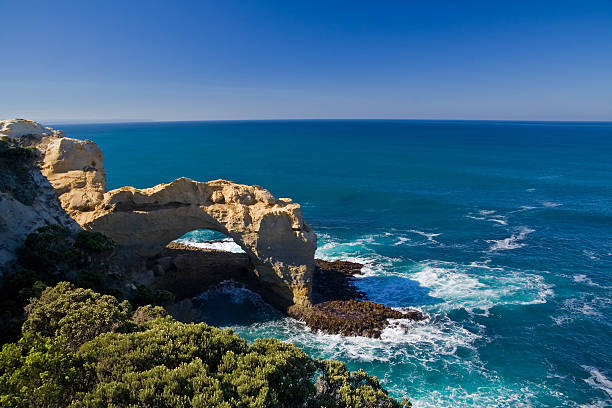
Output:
top-left (62, 120), bottom-right (612, 407)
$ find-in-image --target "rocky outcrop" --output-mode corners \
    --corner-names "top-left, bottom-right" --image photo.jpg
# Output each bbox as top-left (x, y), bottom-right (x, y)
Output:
top-left (312, 259), bottom-right (367, 303)
top-left (0, 118), bottom-right (64, 139)
top-left (304, 259), bottom-right (427, 337)
top-left (0, 123), bottom-right (80, 270)
top-left (0, 119), bottom-right (317, 310)
top-left (83, 178), bottom-right (316, 310)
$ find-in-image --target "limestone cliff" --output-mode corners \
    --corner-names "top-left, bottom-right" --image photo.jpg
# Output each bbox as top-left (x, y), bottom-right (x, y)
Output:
top-left (0, 120), bottom-right (80, 269)
top-left (0, 119), bottom-right (317, 310)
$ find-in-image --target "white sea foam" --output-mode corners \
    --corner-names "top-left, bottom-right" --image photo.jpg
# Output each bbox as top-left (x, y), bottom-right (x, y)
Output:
top-left (409, 260), bottom-right (553, 314)
top-left (583, 250), bottom-right (600, 261)
top-left (582, 366), bottom-right (612, 399)
top-left (235, 311), bottom-right (482, 367)
top-left (573, 274), bottom-right (599, 287)
top-left (466, 209), bottom-right (507, 225)
top-left (315, 234), bottom-right (402, 276)
top-left (487, 226), bottom-right (534, 251)
top-left (174, 237), bottom-right (245, 253)
top-left (488, 217), bottom-right (508, 225)
top-left (392, 236), bottom-right (411, 246)
top-left (541, 201), bottom-right (562, 208)
top-left (560, 296), bottom-right (611, 321)
top-left (408, 229), bottom-right (441, 242)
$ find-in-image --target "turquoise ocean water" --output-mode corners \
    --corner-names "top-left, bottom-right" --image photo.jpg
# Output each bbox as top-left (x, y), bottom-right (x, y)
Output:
top-left (63, 120), bottom-right (612, 407)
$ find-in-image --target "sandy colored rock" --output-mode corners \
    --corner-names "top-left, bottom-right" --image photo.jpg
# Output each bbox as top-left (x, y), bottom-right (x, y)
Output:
top-left (0, 119), bottom-right (317, 310)
top-left (80, 177), bottom-right (317, 309)
top-left (0, 118), bottom-right (64, 139)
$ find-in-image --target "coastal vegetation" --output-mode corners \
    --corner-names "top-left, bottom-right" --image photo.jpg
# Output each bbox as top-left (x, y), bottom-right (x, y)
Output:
top-left (0, 282), bottom-right (410, 407)
top-left (0, 121), bottom-right (411, 406)
top-left (0, 137), bottom-right (38, 205)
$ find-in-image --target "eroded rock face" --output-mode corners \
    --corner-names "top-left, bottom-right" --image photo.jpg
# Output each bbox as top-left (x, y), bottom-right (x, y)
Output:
top-left (0, 118), bottom-right (64, 139)
top-left (84, 178), bottom-right (317, 309)
top-left (0, 121), bottom-right (80, 269)
top-left (0, 119), bottom-right (317, 310)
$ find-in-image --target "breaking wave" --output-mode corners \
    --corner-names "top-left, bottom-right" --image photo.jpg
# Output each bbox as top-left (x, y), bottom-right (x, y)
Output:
top-left (487, 226), bottom-right (534, 251)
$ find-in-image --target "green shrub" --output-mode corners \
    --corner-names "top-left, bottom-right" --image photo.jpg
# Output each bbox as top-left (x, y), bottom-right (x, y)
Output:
top-left (131, 305), bottom-right (170, 325)
top-left (0, 283), bottom-right (410, 408)
top-left (0, 335), bottom-right (92, 408)
top-left (17, 225), bottom-right (78, 275)
top-left (22, 282), bottom-right (132, 351)
top-left (132, 284), bottom-right (175, 307)
top-left (75, 231), bottom-right (116, 253)
top-left (1, 226), bottom-right (121, 345)
top-left (0, 138), bottom-right (38, 161)
top-left (0, 138), bottom-right (39, 205)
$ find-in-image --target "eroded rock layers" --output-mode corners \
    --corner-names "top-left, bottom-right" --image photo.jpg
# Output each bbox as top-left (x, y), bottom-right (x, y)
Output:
top-left (1, 119), bottom-right (316, 310)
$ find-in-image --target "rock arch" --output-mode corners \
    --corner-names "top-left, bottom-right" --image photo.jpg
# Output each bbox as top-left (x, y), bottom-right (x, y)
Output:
top-left (0, 119), bottom-right (317, 311)
top-left (82, 178), bottom-right (317, 310)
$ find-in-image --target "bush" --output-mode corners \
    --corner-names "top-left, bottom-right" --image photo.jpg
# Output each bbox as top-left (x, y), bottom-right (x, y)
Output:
top-left (0, 137), bottom-right (39, 205)
top-left (0, 335), bottom-right (92, 408)
top-left (131, 305), bottom-right (170, 325)
top-left (0, 226), bottom-right (121, 345)
top-left (0, 283), bottom-right (410, 408)
top-left (22, 282), bottom-right (132, 351)
top-left (132, 284), bottom-right (175, 307)
top-left (17, 225), bottom-right (78, 275)
top-left (75, 231), bottom-right (116, 253)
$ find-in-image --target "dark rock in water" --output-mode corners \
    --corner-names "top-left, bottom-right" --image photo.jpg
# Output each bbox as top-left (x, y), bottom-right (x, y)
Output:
top-left (315, 259), bottom-right (364, 275)
top-left (294, 299), bottom-right (427, 338)
top-left (312, 259), bottom-right (367, 303)
top-left (306, 259), bottom-right (427, 337)
top-left (150, 248), bottom-right (427, 338)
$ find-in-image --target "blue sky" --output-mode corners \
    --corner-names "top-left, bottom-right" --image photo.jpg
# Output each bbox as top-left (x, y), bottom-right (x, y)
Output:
top-left (1, 1), bottom-right (611, 122)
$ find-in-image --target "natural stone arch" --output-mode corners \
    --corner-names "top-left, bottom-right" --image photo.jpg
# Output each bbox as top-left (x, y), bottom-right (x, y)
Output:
top-left (82, 178), bottom-right (316, 310)
top-left (2, 119), bottom-right (317, 311)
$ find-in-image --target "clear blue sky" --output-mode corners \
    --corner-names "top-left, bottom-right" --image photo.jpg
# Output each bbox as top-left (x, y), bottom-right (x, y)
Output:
top-left (1, 1), bottom-right (611, 122)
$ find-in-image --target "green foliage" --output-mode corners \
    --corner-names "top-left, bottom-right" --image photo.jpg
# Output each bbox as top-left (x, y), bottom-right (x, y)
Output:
top-left (0, 226), bottom-right (119, 344)
top-left (313, 360), bottom-right (410, 408)
top-left (0, 335), bottom-right (92, 408)
top-left (217, 337), bottom-right (317, 407)
top-left (131, 304), bottom-right (171, 325)
top-left (0, 283), bottom-right (409, 408)
top-left (0, 138), bottom-right (38, 161)
top-left (132, 283), bottom-right (175, 307)
top-left (0, 137), bottom-right (39, 204)
top-left (22, 282), bottom-right (132, 351)
top-left (72, 358), bottom-right (230, 408)
top-left (75, 231), bottom-right (116, 252)
top-left (17, 225), bottom-right (79, 275)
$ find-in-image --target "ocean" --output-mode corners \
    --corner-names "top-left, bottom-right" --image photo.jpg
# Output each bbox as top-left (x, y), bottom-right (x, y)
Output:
top-left (62, 120), bottom-right (612, 407)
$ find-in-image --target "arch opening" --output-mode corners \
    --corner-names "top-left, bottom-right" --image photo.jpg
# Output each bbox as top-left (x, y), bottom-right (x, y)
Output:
top-left (173, 229), bottom-right (245, 254)
top-left (148, 228), bottom-right (259, 302)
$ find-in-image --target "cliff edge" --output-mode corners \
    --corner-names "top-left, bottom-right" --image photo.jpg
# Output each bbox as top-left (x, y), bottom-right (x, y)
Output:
top-left (0, 119), bottom-right (316, 310)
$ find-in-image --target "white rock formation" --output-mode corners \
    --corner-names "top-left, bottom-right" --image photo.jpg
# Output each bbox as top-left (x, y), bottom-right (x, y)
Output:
top-left (0, 118), bottom-right (64, 139)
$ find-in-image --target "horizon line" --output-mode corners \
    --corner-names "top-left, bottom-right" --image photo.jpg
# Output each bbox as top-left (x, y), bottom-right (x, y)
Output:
top-left (40, 117), bottom-right (612, 126)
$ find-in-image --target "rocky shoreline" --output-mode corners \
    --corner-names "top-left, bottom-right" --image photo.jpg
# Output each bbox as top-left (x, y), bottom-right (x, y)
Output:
top-left (150, 245), bottom-right (427, 338)
top-left (299, 258), bottom-right (427, 337)
top-left (1, 118), bottom-right (426, 340)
